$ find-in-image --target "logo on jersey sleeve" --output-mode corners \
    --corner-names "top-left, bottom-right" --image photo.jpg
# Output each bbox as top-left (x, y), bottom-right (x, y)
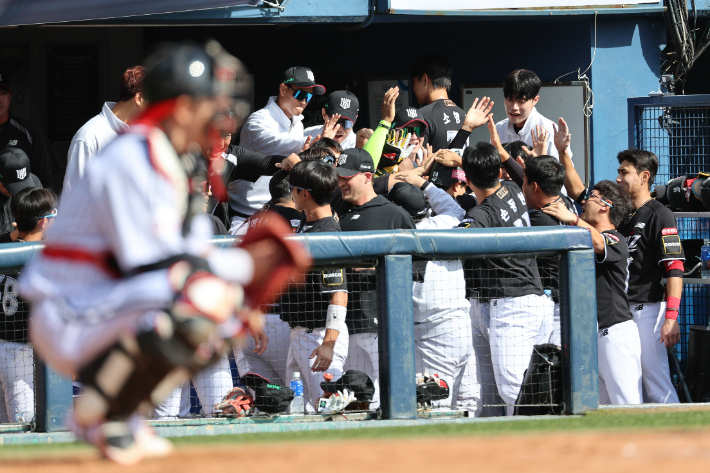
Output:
top-left (662, 235), bottom-right (682, 255)
top-left (322, 269), bottom-right (345, 286)
top-left (603, 233), bottom-right (619, 245)
top-left (635, 222), bottom-right (646, 229)
top-left (458, 218), bottom-right (474, 228)
top-left (661, 227), bottom-right (678, 236)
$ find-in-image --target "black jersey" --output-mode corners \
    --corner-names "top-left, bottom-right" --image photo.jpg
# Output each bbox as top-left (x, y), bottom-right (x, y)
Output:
top-left (617, 199), bottom-right (685, 303)
top-left (420, 99), bottom-right (467, 152)
top-left (596, 229), bottom-right (633, 330)
top-left (278, 216), bottom-right (347, 329)
top-left (529, 194), bottom-right (578, 303)
top-left (459, 181), bottom-right (543, 300)
top-left (0, 114), bottom-right (61, 191)
top-left (340, 195), bottom-right (415, 334)
top-left (0, 272), bottom-right (29, 343)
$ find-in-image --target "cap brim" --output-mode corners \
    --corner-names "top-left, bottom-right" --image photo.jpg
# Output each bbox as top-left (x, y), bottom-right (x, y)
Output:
top-left (335, 167), bottom-right (361, 178)
top-left (293, 82), bottom-right (326, 95)
top-left (394, 118), bottom-right (428, 129)
top-left (5, 179), bottom-right (36, 196)
top-left (0, 84), bottom-right (10, 94)
top-left (327, 111), bottom-right (357, 123)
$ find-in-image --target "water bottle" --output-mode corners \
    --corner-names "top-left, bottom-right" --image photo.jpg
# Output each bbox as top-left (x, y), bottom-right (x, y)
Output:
top-left (289, 371), bottom-right (304, 415)
top-left (702, 239), bottom-right (710, 279)
top-left (544, 289), bottom-right (553, 301)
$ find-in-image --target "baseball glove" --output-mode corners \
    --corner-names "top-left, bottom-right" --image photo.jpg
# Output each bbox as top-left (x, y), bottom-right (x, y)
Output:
top-left (214, 387), bottom-right (255, 416)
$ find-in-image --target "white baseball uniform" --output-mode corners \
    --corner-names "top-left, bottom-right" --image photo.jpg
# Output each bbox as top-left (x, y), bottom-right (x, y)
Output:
top-left (234, 313), bottom-right (291, 387)
top-left (598, 319), bottom-right (643, 404)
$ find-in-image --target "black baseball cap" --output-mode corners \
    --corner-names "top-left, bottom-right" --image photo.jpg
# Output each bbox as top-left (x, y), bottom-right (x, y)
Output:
top-left (0, 148), bottom-right (40, 195)
top-left (320, 370), bottom-right (375, 402)
top-left (335, 148), bottom-right (374, 177)
top-left (387, 182), bottom-right (427, 218)
top-left (282, 67), bottom-right (325, 95)
top-left (0, 73), bottom-right (10, 94)
top-left (393, 107), bottom-right (428, 129)
top-left (241, 373), bottom-right (294, 414)
top-left (324, 90), bottom-right (359, 123)
top-left (430, 162), bottom-right (467, 189)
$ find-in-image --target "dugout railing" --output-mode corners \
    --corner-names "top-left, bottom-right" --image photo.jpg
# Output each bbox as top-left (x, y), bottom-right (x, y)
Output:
top-left (0, 227), bottom-right (597, 433)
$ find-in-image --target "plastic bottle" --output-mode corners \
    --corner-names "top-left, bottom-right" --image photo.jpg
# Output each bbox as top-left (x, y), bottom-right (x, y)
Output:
top-left (544, 289), bottom-right (553, 301)
top-left (702, 239), bottom-right (710, 279)
top-left (289, 371), bottom-right (304, 415)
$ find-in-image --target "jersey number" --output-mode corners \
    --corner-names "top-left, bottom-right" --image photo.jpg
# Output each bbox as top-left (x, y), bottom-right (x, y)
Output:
top-left (2, 276), bottom-right (18, 317)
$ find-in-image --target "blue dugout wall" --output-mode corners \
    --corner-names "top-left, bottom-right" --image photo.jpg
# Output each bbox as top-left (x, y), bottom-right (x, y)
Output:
top-left (1, 227), bottom-right (597, 432)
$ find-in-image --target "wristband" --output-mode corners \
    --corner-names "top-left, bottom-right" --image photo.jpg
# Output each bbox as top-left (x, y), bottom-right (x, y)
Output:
top-left (665, 296), bottom-right (681, 320)
top-left (378, 120), bottom-right (392, 130)
top-left (572, 215), bottom-right (580, 226)
top-left (325, 304), bottom-right (347, 331)
top-left (420, 181), bottom-right (431, 191)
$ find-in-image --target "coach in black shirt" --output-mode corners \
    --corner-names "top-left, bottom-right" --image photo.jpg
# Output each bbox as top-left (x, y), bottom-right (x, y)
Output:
top-left (458, 138), bottom-right (552, 415)
top-left (335, 147), bottom-right (414, 409)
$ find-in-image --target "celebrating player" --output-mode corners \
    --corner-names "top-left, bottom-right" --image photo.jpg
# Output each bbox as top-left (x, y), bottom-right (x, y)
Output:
top-left (615, 149), bottom-right (684, 403)
top-left (19, 42), bottom-right (309, 464)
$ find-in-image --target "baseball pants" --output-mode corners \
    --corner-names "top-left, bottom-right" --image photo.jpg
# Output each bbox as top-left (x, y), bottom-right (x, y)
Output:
top-left (285, 327), bottom-right (349, 413)
top-left (465, 299), bottom-right (504, 417)
top-left (153, 354), bottom-right (233, 418)
top-left (343, 332), bottom-right (380, 409)
top-left (598, 319), bottom-right (643, 405)
top-left (234, 313), bottom-right (290, 387)
top-left (536, 303), bottom-right (561, 347)
top-left (631, 302), bottom-right (680, 403)
top-left (0, 341), bottom-right (34, 423)
top-left (414, 313), bottom-right (473, 409)
top-left (490, 294), bottom-right (551, 416)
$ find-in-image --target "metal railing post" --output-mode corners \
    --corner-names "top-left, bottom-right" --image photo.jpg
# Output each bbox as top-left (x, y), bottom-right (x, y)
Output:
top-left (34, 355), bottom-right (72, 432)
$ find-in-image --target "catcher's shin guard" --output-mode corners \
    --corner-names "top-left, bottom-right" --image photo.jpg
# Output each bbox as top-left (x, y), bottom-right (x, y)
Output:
top-left (75, 311), bottom-right (230, 425)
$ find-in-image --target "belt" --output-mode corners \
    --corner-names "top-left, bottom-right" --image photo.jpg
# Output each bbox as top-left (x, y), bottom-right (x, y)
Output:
top-left (42, 245), bottom-right (122, 278)
top-left (228, 207), bottom-right (253, 220)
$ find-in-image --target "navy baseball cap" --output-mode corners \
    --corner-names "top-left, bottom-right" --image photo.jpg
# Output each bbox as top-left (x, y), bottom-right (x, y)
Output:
top-left (324, 90), bottom-right (359, 123)
top-left (283, 67), bottom-right (325, 95)
top-left (430, 162), bottom-right (467, 189)
top-left (336, 148), bottom-right (374, 177)
top-left (393, 106), bottom-right (428, 129)
top-left (0, 148), bottom-right (41, 195)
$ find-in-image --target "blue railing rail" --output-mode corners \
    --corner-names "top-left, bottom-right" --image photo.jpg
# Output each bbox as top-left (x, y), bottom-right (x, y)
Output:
top-left (1, 226), bottom-right (597, 430)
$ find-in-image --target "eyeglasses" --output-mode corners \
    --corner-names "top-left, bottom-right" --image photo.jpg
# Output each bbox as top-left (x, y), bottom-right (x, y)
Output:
top-left (41, 208), bottom-right (58, 219)
top-left (585, 190), bottom-right (613, 208)
top-left (289, 86), bottom-right (313, 103)
top-left (288, 183), bottom-right (312, 192)
top-left (335, 118), bottom-right (354, 130)
top-left (322, 156), bottom-right (336, 165)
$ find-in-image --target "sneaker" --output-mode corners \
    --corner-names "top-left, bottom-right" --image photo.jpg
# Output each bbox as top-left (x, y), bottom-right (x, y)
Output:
top-left (128, 415), bottom-right (174, 459)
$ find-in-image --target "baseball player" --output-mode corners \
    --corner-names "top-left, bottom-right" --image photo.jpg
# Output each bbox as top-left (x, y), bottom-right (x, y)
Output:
top-left (458, 117), bottom-right (553, 416)
top-left (19, 42), bottom-right (308, 464)
top-left (279, 160), bottom-right (349, 412)
top-left (390, 173), bottom-right (474, 410)
top-left (304, 91), bottom-right (359, 149)
top-left (543, 172), bottom-right (643, 405)
top-left (615, 149), bottom-right (684, 403)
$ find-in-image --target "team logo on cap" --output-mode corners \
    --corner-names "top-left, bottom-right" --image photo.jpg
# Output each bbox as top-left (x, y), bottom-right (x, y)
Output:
top-left (340, 98), bottom-right (351, 109)
top-left (407, 109), bottom-right (417, 118)
top-left (307, 70), bottom-right (315, 81)
top-left (16, 167), bottom-right (26, 180)
top-left (339, 154), bottom-right (347, 165)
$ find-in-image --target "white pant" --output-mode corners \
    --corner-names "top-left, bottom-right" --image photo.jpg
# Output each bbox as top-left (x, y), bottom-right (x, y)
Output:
top-left (598, 319), bottom-right (643, 405)
top-left (414, 314), bottom-right (473, 409)
top-left (343, 332), bottom-right (380, 409)
top-left (466, 299), bottom-right (504, 417)
top-left (537, 303), bottom-right (561, 347)
top-left (631, 302), bottom-right (680, 403)
top-left (0, 341), bottom-right (34, 423)
top-left (234, 313), bottom-right (290, 387)
top-left (490, 294), bottom-right (551, 415)
top-left (285, 327), bottom-right (349, 413)
top-left (154, 354), bottom-right (233, 418)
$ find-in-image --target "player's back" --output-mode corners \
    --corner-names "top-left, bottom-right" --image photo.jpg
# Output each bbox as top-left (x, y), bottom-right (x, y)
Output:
top-left (420, 99), bottom-right (465, 152)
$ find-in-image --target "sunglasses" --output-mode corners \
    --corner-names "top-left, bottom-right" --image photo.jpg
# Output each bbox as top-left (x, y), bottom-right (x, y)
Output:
top-left (322, 156), bottom-right (336, 165)
top-left (41, 208), bottom-right (58, 219)
top-left (334, 118), bottom-right (354, 130)
top-left (288, 183), bottom-right (312, 192)
top-left (289, 86), bottom-right (313, 103)
top-left (585, 190), bottom-right (613, 208)
top-left (404, 126), bottom-right (425, 137)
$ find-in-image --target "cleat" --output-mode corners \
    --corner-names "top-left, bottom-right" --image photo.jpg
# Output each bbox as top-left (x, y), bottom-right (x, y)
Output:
top-left (67, 414), bottom-right (143, 466)
top-left (128, 415), bottom-right (174, 459)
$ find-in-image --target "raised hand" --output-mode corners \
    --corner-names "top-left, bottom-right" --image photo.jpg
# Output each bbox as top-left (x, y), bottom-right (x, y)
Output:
top-left (394, 171), bottom-right (426, 188)
top-left (434, 149), bottom-right (463, 168)
top-left (462, 96), bottom-right (494, 132)
top-left (356, 128), bottom-right (374, 148)
top-left (382, 87), bottom-right (399, 123)
top-left (531, 125), bottom-right (549, 156)
top-left (486, 115), bottom-right (511, 162)
top-left (553, 117), bottom-right (571, 152)
top-left (321, 113), bottom-right (341, 140)
top-left (540, 199), bottom-right (576, 224)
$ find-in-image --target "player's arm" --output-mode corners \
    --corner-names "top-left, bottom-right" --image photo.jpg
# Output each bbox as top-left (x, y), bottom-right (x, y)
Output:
top-left (656, 215), bottom-right (684, 347)
top-left (241, 119), bottom-right (307, 155)
top-left (448, 97), bottom-right (494, 150)
top-left (363, 87), bottom-right (398, 168)
top-left (554, 118), bottom-right (585, 200)
top-left (541, 200), bottom-right (605, 254)
top-left (310, 270), bottom-right (348, 372)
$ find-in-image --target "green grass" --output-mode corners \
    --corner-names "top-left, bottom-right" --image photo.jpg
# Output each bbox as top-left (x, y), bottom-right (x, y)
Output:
top-left (2, 408), bottom-right (710, 461)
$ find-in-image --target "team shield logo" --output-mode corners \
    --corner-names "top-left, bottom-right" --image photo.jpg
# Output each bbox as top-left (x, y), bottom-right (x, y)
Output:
top-left (16, 167), bottom-right (26, 180)
top-left (407, 109), bottom-right (417, 118)
top-left (340, 98), bottom-right (351, 109)
top-left (306, 70), bottom-right (315, 81)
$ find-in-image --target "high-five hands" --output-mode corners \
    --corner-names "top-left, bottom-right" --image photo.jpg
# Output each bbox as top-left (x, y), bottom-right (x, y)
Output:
top-left (462, 97), bottom-right (494, 132)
